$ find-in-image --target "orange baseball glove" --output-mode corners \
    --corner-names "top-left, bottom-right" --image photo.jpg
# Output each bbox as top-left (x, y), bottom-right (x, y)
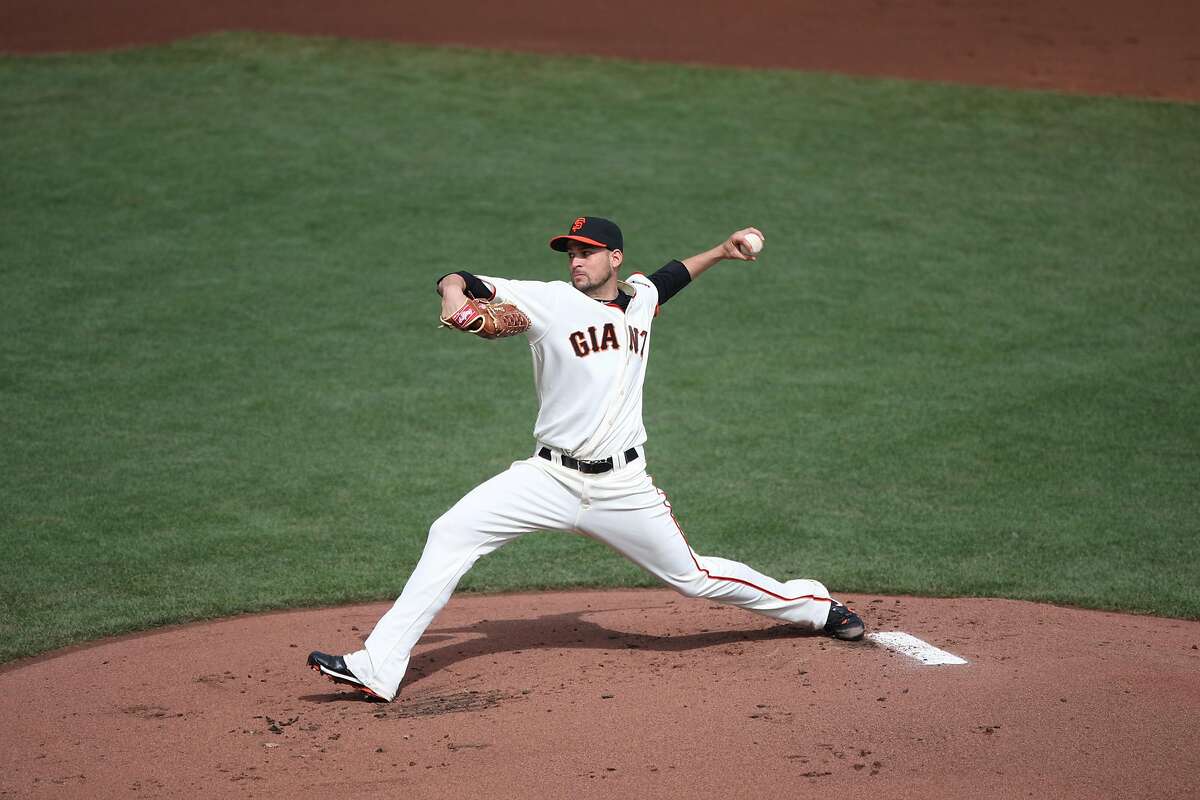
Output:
top-left (440, 298), bottom-right (531, 339)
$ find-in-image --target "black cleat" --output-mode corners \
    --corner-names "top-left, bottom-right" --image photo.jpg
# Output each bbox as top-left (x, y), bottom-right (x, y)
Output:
top-left (306, 651), bottom-right (385, 700)
top-left (823, 601), bottom-right (865, 641)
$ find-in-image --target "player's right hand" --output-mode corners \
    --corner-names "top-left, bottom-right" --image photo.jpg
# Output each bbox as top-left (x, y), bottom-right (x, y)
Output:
top-left (440, 297), bottom-right (531, 339)
top-left (438, 279), bottom-right (469, 320)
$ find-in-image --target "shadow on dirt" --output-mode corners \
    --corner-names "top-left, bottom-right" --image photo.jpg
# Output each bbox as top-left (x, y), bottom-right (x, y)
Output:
top-left (398, 605), bottom-right (808, 689)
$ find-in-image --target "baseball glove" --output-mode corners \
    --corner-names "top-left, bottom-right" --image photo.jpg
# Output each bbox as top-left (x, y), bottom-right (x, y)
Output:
top-left (440, 298), bottom-right (531, 339)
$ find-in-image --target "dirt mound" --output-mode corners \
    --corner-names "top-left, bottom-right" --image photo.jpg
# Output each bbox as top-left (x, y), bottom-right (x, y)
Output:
top-left (3, 589), bottom-right (1197, 799)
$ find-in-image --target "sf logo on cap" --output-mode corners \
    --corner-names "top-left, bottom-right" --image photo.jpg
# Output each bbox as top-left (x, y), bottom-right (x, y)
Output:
top-left (571, 217), bottom-right (586, 234)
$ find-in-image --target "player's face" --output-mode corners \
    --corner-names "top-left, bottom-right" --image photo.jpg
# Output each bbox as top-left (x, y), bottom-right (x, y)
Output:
top-left (566, 242), bottom-right (621, 298)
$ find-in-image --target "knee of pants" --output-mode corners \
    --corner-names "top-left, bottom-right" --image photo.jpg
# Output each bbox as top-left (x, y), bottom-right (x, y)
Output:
top-left (668, 567), bottom-right (753, 603)
top-left (427, 510), bottom-right (498, 550)
top-left (428, 512), bottom-right (467, 544)
top-left (665, 572), bottom-right (711, 600)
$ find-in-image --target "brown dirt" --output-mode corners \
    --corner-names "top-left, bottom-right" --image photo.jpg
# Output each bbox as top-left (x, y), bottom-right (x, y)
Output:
top-left (2, 0), bottom-right (1199, 101)
top-left (2, 589), bottom-right (1199, 799)
top-left (5, 3), bottom-right (1200, 798)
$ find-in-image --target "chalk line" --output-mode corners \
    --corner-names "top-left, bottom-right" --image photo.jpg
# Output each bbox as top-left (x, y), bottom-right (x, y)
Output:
top-left (866, 631), bottom-right (967, 665)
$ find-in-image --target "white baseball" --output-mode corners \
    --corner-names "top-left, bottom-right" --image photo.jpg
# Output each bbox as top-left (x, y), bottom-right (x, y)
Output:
top-left (738, 232), bottom-right (764, 256)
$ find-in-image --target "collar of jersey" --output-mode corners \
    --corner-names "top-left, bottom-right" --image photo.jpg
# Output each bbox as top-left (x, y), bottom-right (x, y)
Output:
top-left (594, 290), bottom-right (632, 312)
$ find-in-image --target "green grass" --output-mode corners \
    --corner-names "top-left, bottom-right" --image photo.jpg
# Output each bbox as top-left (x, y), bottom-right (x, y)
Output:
top-left (2, 33), bottom-right (1198, 662)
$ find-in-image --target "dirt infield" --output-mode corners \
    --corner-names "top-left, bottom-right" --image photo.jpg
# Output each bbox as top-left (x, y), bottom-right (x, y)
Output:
top-left (2, 0), bottom-right (1199, 101)
top-left (5, 3), bottom-right (1200, 798)
top-left (2, 590), bottom-right (1198, 799)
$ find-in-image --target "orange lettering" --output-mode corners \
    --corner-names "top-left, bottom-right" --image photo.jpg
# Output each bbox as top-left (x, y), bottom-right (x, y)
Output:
top-left (600, 323), bottom-right (619, 351)
top-left (569, 330), bottom-right (589, 357)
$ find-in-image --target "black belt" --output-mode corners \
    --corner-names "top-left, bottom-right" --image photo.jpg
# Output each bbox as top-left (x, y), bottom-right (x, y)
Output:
top-left (538, 447), bottom-right (639, 474)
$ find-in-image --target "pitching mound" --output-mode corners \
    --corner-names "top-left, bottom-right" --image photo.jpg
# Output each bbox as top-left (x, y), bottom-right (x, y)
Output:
top-left (2, 589), bottom-right (1197, 799)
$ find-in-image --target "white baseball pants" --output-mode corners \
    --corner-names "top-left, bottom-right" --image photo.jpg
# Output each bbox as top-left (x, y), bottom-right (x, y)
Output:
top-left (344, 452), bottom-right (833, 701)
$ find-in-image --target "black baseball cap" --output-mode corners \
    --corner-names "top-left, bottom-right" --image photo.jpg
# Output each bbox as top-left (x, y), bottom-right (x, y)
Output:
top-left (549, 216), bottom-right (623, 252)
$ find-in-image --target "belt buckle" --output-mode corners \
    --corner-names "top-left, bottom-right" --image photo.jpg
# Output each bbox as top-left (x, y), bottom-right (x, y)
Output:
top-left (580, 458), bottom-right (612, 474)
top-left (538, 446), bottom-right (622, 474)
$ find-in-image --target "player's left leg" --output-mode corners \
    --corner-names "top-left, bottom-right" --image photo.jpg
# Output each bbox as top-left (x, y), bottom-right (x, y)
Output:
top-left (580, 468), bottom-right (835, 632)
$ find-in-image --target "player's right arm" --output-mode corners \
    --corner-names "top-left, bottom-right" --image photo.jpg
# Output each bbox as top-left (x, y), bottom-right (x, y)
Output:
top-left (436, 270), bottom-right (559, 341)
top-left (437, 273), bottom-right (469, 320)
top-left (437, 271), bottom-right (496, 318)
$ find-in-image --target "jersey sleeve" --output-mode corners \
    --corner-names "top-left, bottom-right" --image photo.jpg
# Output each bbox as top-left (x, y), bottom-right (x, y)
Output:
top-left (626, 272), bottom-right (662, 315)
top-left (436, 271), bottom-right (495, 300)
top-left (474, 275), bottom-right (561, 342)
top-left (645, 260), bottom-right (691, 305)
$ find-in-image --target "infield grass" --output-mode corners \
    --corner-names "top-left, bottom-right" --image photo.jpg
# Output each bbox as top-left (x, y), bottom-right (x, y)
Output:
top-left (2, 33), bottom-right (1198, 662)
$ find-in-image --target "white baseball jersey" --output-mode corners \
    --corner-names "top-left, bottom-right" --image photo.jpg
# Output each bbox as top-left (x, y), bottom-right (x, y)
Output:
top-left (477, 273), bottom-right (658, 461)
top-left (337, 259), bottom-right (839, 702)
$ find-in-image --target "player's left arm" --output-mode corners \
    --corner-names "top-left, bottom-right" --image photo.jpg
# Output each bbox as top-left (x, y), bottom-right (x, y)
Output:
top-left (679, 228), bottom-right (764, 279)
top-left (645, 228), bottom-right (764, 306)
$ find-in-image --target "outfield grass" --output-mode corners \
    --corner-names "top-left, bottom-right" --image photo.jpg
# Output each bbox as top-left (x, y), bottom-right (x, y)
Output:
top-left (2, 33), bottom-right (1198, 662)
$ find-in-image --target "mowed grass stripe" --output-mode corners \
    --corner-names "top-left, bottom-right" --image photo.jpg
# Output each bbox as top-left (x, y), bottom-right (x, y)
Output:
top-left (1, 33), bottom-right (1197, 662)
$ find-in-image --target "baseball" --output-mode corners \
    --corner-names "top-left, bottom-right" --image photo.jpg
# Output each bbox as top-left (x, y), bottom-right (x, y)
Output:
top-left (738, 232), bottom-right (764, 256)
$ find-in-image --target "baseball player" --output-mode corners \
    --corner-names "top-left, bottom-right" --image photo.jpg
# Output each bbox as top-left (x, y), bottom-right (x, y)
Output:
top-left (308, 217), bottom-right (864, 701)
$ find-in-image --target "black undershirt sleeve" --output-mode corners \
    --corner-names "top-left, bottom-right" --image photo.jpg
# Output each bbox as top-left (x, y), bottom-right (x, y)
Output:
top-left (436, 271), bottom-right (494, 300)
top-left (646, 260), bottom-right (692, 306)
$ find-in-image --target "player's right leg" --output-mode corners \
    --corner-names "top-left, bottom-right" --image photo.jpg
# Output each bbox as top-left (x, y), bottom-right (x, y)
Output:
top-left (323, 459), bottom-right (577, 701)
